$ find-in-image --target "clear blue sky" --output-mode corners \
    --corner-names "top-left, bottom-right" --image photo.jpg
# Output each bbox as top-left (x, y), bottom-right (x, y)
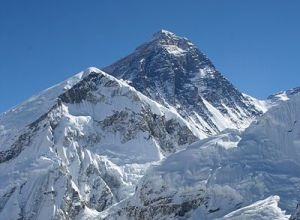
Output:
top-left (1, 0), bottom-right (299, 113)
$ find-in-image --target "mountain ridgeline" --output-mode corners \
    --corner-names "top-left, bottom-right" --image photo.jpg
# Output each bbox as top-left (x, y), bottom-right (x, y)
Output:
top-left (104, 30), bottom-right (265, 135)
top-left (0, 30), bottom-right (299, 220)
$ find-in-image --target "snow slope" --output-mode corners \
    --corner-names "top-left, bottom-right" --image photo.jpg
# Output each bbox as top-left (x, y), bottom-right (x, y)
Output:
top-left (0, 68), bottom-right (202, 219)
top-left (221, 196), bottom-right (290, 220)
top-left (103, 93), bottom-right (300, 219)
top-left (0, 68), bottom-right (95, 151)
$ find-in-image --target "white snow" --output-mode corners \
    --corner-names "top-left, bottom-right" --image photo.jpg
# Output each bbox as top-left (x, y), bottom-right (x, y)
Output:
top-left (222, 196), bottom-right (290, 220)
top-left (202, 98), bottom-right (236, 131)
top-left (0, 67), bottom-right (206, 219)
top-left (242, 93), bottom-right (270, 113)
top-left (1, 62), bottom-right (299, 219)
top-left (110, 93), bottom-right (300, 219)
top-left (163, 45), bottom-right (187, 56)
top-left (0, 67), bottom-right (100, 151)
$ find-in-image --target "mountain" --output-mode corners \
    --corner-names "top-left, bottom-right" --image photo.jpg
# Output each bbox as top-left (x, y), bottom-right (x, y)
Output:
top-left (0, 68), bottom-right (200, 219)
top-left (104, 30), bottom-right (267, 136)
top-left (0, 30), bottom-right (296, 220)
top-left (101, 92), bottom-right (300, 219)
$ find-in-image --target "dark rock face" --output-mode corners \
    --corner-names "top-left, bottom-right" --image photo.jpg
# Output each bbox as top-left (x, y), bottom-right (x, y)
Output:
top-left (99, 108), bottom-right (198, 154)
top-left (0, 132), bottom-right (30, 164)
top-left (59, 72), bottom-right (105, 104)
top-left (104, 30), bottom-right (261, 133)
top-left (0, 103), bottom-right (60, 164)
top-left (123, 197), bottom-right (206, 220)
top-left (0, 187), bottom-right (17, 213)
top-left (105, 31), bottom-right (210, 104)
top-left (291, 203), bottom-right (300, 220)
top-left (58, 69), bottom-right (198, 155)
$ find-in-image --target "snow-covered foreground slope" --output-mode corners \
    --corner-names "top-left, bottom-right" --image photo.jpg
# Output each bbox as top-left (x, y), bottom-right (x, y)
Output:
top-left (221, 196), bottom-right (290, 220)
top-left (102, 93), bottom-right (300, 219)
top-left (0, 68), bottom-right (202, 219)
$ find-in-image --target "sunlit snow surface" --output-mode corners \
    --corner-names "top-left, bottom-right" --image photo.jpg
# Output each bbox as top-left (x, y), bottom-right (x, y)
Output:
top-left (101, 93), bottom-right (300, 219)
top-left (0, 64), bottom-right (299, 219)
top-left (1, 29), bottom-right (300, 220)
top-left (0, 68), bottom-right (203, 219)
top-left (221, 196), bottom-right (290, 220)
top-left (0, 68), bottom-right (96, 151)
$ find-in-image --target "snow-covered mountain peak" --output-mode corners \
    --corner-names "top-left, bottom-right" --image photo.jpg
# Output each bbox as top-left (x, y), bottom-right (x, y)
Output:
top-left (3, 30), bottom-right (294, 220)
top-left (151, 29), bottom-right (192, 46)
top-left (104, 31), bottom-right (264, 135)
top-left (149, 29), bottom-right (195, 56)
top-left (152, 29), bottom-right (177, 40)
top-left (81, 66), bottom-right (102, 78)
